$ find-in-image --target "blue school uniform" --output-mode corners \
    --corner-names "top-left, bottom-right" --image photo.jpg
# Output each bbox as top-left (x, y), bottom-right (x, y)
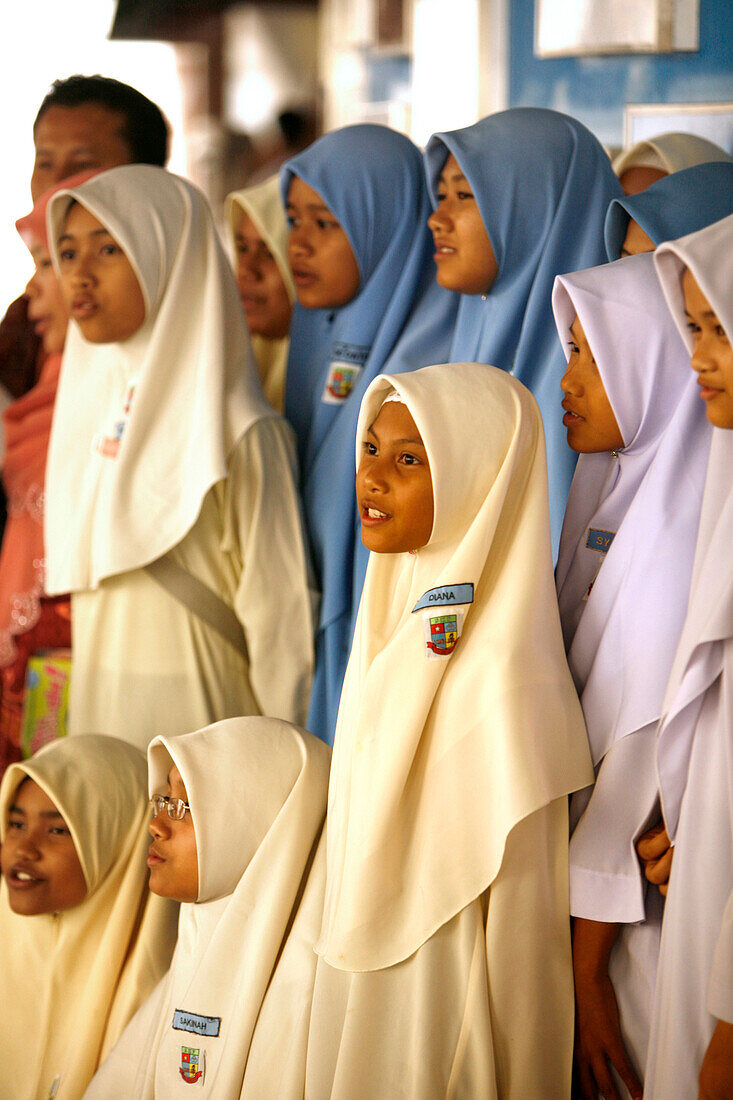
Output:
top-left (424, 108), bottom-right (623, 554)
top-left (605, 160), bottom-right (733, 260)
top-left (282, 124), bottom-right (458, 745)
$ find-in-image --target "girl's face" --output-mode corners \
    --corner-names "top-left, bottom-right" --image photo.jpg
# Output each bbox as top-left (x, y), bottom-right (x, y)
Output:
top-left (1, 778), bottom-right (87, 915)
top-left (560, 316), bottom-right (625, 453)
top-left (57, 202), bottom-right (146, 344)
top-left (25, 243), bottom-right (69, 356)
top-left (683, 266), bottom-right (733, 429)
top-left (620, 218), bottom-right (655, 257)
top-left (234, 211), bottom-right (292, 339)
top-left (286, 177), bottom-right (360, 310)
top-left (148, 765), bottom-right (199, 903)
top-left (427, 153), bottom-right (498, 296)
top-left (356, 399), bottom-right (434, 554)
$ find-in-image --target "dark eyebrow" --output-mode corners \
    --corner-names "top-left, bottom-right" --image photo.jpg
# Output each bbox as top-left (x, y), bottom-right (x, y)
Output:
top-left (684, 308), bottom-right (716, 319)
top-left (365, 425), bottom-right (425, 447)
top-left (57, 227), bottom-right (113, 246)
top-left (285, 201), bottom-right (333, 214)
top-left (7, 804), bottom-right (63, 819)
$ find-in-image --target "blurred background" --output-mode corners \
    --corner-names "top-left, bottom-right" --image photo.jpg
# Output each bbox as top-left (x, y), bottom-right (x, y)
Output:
top-left (2, 0), bottom-right (732, 306)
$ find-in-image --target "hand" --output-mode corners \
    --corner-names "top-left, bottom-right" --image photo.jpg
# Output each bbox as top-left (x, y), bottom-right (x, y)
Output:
top-left (699, 1019), bottom-right (733, 1099)
top-left (636, 821), bottom-right (673, 896)
top-left (573, 918), bottom-right (643, 1100)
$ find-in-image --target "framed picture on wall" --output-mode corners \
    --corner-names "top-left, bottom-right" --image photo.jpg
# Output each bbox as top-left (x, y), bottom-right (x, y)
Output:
top-left (535, 0), bottom-right (699, 58)
top-left (624, 102), bottom-right (733, 155)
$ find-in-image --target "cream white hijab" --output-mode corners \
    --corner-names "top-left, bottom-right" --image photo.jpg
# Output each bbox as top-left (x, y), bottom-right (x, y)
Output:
top-left (319, 362), bottom-right (592, 972)
top-left (91, 716), bottom-right (330, 1098)
top-left (553, 253), bottom-right (712, 764)
top-left (226, 174), bottom-right (295, 413)
top-left (44, 165), bottom-right (275, 594)
top-left (613, 131), bottom-right (732, 179)
top-left (0, 735), bottom-right (177, 1100)
top-left (654, 213), bottom-right (733, 838)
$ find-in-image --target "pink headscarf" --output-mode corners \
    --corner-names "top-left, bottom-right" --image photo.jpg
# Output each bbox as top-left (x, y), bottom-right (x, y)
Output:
top-left (0, 170), bottom-right (98, 667)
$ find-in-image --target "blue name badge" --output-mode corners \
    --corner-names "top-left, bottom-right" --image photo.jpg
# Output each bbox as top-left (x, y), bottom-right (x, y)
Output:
top-left (412, 583), bottom-right (474, 613)
top-left (173, 1009), bottom-right (221, 1037)
top-left (586, 528), bottom-right (615, 554)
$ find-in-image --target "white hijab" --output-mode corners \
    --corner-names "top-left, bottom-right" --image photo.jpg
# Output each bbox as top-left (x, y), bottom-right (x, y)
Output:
top-left (44, 165), bottom-right (275, 594)
top-left (225, 174), bottom-right (295, 413)
top-left (613, 131), bottom-right (733, 178)
top-left (654, 213), bottom-right (733, 838)
top-left (553, 253), bottom-right (712, 764)
top-left (0, 735), bottom-right (177, 1100)
top-left (318, 362), bottom-right (592, 973)
top-left (95, 716), bottom-right (330, 1098)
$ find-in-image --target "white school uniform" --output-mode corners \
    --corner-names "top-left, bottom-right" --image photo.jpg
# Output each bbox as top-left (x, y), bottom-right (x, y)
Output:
top-left (644, 213), bottom-right (733, 1097)
top-left (304, 363), bottom-right (593, 1098)
top-left (44, 167), bottom-right (314, 743)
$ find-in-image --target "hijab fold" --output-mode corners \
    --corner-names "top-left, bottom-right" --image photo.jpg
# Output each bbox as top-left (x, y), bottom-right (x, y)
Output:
top-left (424, 108), bottom-right (624, 551)
top-left (225, 174), bottom-right (295, 412)
top-left (45, 165), bottom-right (274, 595)
top-left (282, 125), bottom-right (459, 743)
top-left (91, 717), bottom-right (330, 1098)
top-left (654, 213), bottom-right (733, 838)
top-left (605, 161), bottom-right (733, 260)
top-left (319, 363), bottom-right (592, 972)
top-left (553, 253), bottom-right (711, 765)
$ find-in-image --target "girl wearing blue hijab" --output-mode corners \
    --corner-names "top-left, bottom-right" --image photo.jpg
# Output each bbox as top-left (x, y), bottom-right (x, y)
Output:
top-left (605, 161), bottom-right (733, 260)
top-left (282, 124), bottom-right (458, 745)
top-left (424, 108), bottom-right (623, 552)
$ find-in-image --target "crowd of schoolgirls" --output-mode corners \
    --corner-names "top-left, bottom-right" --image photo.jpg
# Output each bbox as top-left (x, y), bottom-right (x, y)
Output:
top-left (1, 73), bottom-right (733, 1099)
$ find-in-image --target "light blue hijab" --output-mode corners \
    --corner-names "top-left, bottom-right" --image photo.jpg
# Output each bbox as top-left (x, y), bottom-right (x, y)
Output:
top-left (424, 108), bottom-right (624, 552)
top-left (282, 124), bottom-right (459, 745)
top-left (604, 161), bottom-right (733, 260)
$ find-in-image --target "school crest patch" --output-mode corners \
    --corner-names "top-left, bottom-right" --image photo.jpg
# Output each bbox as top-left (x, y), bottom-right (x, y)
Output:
top-left (322, 361), bottom-right (362, 404)
top-left (93, 382), bottom-right (138, 458)
top-left (180, 1046), bottom-right (204, 1084)
top-left (424, 612), bottom-right (462, 659)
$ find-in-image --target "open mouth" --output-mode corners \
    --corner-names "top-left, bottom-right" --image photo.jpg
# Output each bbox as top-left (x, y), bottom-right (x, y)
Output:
top-left (360, 503), bottom-right (390, 526)
top-left (6, 866), bottom-right (44, 889)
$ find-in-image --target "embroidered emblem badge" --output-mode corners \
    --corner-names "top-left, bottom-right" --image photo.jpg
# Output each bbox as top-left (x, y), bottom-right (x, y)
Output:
top-left (180, 1046), bottom-right (205, 1084)
top-left (93, 382), bottom-right (138, 458)
top-left (322, 361), bottom-right (362, 404)
top-left (424, 612), bottom-right (461, 659)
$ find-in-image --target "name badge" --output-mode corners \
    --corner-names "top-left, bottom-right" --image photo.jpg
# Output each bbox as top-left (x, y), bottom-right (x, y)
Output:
top-left (173, 1009), bottom-right (221, 1037)
top-left (586, 528), bottom-right (615, 553)
top-left (412, 583), bottom-right (474, 613)
top-left (322, 361), bottom-right (362, 404)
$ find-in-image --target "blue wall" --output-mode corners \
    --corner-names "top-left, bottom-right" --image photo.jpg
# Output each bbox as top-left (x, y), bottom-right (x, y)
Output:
top-left (510, 0), bottom-right (733, 146)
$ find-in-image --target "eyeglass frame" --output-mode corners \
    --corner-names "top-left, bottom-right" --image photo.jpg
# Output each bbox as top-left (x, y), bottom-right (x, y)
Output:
top-left (150, 794), bottom-right (192, 821)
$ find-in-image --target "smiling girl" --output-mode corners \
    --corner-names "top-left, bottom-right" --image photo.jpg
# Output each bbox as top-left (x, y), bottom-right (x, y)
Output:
top-left (302, 362), bottom-right (592, 1097)
top-left (43, 166), bottom-right (314, 748)
top-left (280, 124), bottom-right (458, 745)
top-left (0, 734), bottom-right (176, 1098)
top-left (423, 108), bottom-right (623, 554)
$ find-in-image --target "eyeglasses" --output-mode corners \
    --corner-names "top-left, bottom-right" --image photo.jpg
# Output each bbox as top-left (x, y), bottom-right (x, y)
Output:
top-left (150, 794), bottom-right (191, 821)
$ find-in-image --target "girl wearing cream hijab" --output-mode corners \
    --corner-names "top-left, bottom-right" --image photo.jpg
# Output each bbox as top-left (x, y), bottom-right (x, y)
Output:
top-left (613, 131), bottom-right (732, 194)
top-left (85, 716), bottom-right (331, 1098)
top-left (44, 166), bottom-right (314, 747)
top-left (0, 734), bottom-right (177, 1100)
top-left (304, 363), bottom-right (593, 1098)
top-left (226, 175), bottom-right (295, 412)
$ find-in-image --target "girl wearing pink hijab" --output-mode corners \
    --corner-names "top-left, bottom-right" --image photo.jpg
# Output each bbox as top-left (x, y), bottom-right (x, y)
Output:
top-left (0, 172), bottom-right (96, 772)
